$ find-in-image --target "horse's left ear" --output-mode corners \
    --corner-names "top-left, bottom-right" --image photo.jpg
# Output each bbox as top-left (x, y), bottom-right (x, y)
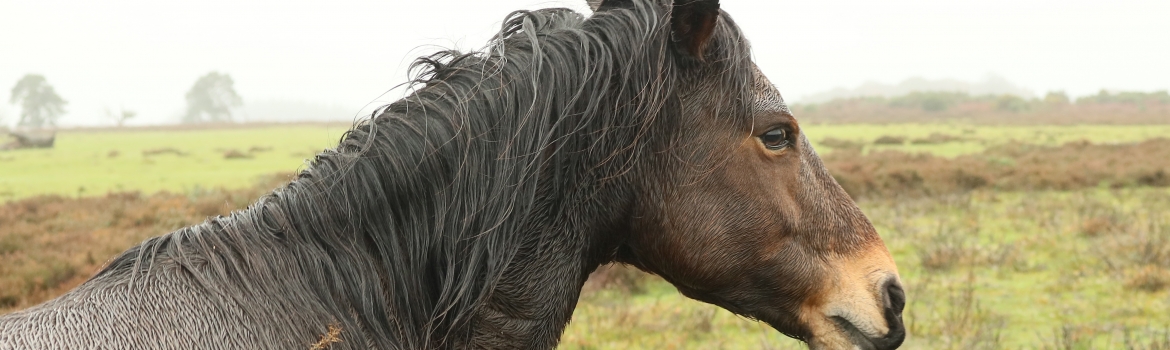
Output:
top-left (671, 0), bottom-right (720, 60)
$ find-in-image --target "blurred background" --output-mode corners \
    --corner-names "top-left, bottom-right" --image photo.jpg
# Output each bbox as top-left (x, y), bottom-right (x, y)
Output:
top-left (2, 0), bottom-right (1169, 348)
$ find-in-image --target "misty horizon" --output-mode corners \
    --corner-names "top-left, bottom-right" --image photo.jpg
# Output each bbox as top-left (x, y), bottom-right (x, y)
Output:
top-left (3, 0), bottom-right (1168, 127)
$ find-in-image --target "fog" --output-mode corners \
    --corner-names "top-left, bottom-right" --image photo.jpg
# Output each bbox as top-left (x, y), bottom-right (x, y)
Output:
top-left (2, 0), bottom-right (1168, 126)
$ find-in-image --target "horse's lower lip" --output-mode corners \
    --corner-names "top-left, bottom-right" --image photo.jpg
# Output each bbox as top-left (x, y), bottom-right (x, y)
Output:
top-left (831, 316), bottom-right (878, 350)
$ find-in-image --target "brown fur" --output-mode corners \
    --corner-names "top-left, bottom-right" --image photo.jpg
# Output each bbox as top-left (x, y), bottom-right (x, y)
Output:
top-left (616, 61), bottom-right (904, 348)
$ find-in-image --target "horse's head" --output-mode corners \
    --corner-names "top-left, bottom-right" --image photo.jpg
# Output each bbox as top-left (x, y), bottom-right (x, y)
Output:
top-left (595, 1), bottom-right (905, 348)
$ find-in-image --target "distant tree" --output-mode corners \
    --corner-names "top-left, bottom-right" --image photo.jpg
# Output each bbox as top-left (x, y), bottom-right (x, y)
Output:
top-left (888, 91), bottom-right (970, 112)
top-left (1077, 90), bottom-right (1170, 105)
top-left (995, 94), bottom-right (1031, 112)
top-left (104, 106), bottom-right (137, 127)
top-left (9, 74), bottom-right (68, 128)
top-left (183, 72), bottom-right (242, 123)
top-left (1043, 91), bottom-right (1070, 106)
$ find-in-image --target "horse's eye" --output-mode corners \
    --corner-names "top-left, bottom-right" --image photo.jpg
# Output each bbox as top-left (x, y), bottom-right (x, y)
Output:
top-left (759, 128), bottom-right (789, 150)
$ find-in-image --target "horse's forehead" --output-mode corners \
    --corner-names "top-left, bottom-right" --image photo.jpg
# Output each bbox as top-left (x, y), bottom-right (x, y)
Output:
top-left (749, 65), bottom-right (790, 115)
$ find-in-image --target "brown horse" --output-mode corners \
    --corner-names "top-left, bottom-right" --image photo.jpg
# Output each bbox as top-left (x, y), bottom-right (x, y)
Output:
top-left (0, 0), bottom-right (903, 349)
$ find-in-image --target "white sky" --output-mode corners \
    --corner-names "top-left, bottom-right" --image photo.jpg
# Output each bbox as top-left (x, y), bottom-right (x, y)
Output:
top-left (2, 0), bottom-right (1168, 126)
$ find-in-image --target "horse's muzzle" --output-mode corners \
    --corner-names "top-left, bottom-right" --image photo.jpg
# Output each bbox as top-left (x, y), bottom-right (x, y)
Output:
top-left (834, 279), bottom-right (906, 350)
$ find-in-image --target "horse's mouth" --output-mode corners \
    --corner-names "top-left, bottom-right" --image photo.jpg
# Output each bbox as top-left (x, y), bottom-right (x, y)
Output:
top-left (827, 314), bottom-right (905, 350)
top-left (831, 316), bottom-right (879, 350)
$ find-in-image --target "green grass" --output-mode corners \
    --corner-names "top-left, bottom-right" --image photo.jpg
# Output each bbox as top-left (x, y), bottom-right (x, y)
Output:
top-left (804, 123), bottom-right (1170, 157)
top-left (564, 282), bottom-right (804, 349)
top-left (0, 125), bottom-right (350, 200)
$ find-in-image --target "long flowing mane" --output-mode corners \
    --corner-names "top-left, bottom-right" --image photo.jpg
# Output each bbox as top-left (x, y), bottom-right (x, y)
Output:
top-left (93, 1), bottom-right (755, 348)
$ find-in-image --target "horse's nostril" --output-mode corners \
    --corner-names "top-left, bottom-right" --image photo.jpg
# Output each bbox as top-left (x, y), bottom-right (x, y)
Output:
top-left (884, 279), bottom-right (906, 315)
top-left (871, 278), bottom-right (907, 350)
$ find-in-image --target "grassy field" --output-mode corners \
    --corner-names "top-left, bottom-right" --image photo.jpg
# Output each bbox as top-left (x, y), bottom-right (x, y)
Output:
top-left (0, 125), bottom-right (350, 200)
top-left (2, 123), bottom-right (1166, 200)
top-left (805, 123), bottom-right (1170, 158)
top-left (2, 123), bottom-right (1170, 348)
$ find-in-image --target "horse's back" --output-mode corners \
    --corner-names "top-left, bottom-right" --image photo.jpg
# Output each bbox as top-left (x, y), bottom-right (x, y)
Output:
top-left (0, 267), bottom-right (309, 349)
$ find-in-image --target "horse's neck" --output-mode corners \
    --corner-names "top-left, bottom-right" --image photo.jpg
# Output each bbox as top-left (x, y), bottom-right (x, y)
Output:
top-left (462, 226), bottom-right (591, 348)
top-left (256, 115), bottom-right (628, 347)
top-left (465, 194), bottom-right (633, 348)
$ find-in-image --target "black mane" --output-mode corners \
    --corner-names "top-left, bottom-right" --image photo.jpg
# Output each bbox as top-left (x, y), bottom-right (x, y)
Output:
top-left (96, 1), bottom-right (755, 348)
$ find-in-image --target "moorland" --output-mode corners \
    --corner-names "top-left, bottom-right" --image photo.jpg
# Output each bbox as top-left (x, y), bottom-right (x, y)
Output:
top-left (3, 91), bottom-right (1169, 348)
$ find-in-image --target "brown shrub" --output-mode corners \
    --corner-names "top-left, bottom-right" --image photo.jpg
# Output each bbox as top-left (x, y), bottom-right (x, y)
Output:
top-left (1138, 169), bottom-right (1170, 186)
top-left (819, 137), bottom-right (865, 151)
top-left (910, 132), bottom-right (964, 145)
top-left (1088, 201), bottom-right (1170, 291)
top-left (142, 147), bottom-right (187, 157)
top-left (793, 92), bottom-right (1170, 125)
top-left (1079, 216), bottom-right (1118, 237)
top-left (223, 149), bottom-right (252, 159)
top-left (825, 138), bottom-right (1170, 199)
top-left (920, 241), bottom-right (967, 272)
top-left (0, 174), bottom-right (291, 314)
top-left (1125, 265), bottom-right (1170, 292)
top-left (873, 135), bottom-right (906, 145)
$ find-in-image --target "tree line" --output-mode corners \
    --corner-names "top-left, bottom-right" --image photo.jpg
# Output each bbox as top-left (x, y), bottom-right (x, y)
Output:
top-left (792, 90), bottom-right (1170, 125)
top-left (5, 72), bottom-right (244, 129)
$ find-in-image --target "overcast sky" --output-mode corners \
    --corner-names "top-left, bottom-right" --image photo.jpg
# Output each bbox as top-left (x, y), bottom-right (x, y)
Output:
top-left (2, 0), bottom-right (1168, 126)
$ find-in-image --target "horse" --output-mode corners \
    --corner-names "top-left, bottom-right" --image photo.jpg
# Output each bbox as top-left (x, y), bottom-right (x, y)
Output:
top-left (0, 0), bottom-right (905, 349)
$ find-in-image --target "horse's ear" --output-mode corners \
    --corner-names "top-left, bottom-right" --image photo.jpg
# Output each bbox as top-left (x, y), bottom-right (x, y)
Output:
top-left (671, 0), bottom-right (720, 60)
top-left (588, 0), bottom-right (633, 12)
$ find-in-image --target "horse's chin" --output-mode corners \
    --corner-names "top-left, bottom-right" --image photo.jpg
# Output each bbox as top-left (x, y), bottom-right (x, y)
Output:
top-left (755, 313), bottom-right (876, 350)
top-left (803, 332), bottom-right (872, 350)
top-left (797, 316), bottom-right (893, 350)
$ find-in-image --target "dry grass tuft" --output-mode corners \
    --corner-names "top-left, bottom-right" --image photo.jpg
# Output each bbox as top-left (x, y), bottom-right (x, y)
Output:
top-left (309, 324), bottom-right (343, 350)
top-left (1121, 327), bottom-right (1170, 350)
top-left (222, 149), bottom-right (253, 159)
top-left (1125, 265), bottom-right (1170, 292)
top-left (1080, 216), bottom-right (1120, 237)
top-left (919, 234), bottom-right (970, 272)
top-left (819, 137), bottom-right (865, 151)
top-left (909, 272), bottom-right (1004, 350)
top-left (873, 135), bottom-right (906, 145)
top-left (141, 147), bottom-right (187, 157)
top-left (910, 132), bottom-right (964, 145)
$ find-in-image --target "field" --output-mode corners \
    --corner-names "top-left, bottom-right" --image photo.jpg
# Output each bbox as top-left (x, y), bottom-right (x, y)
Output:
top-left (2, 122), bottom-right (1170, 348)
top-left (5, 123), bottom-right (1169, 199)
top-left (805, 123), bottom-right (1170, 157)
top-left (0, 124), bottom-right (352, 200)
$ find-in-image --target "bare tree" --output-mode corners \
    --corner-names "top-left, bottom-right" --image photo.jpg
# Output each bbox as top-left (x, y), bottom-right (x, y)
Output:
top-left (105, 106), bottom-right (137, 127)
top-left (183, 72), bottom-right (242, 123)
top-left (9, 74), bottom-right (67, 129)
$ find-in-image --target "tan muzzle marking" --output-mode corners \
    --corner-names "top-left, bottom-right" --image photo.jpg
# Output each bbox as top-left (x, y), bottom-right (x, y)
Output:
top-left (800, 243), bottom-right (900, 349)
